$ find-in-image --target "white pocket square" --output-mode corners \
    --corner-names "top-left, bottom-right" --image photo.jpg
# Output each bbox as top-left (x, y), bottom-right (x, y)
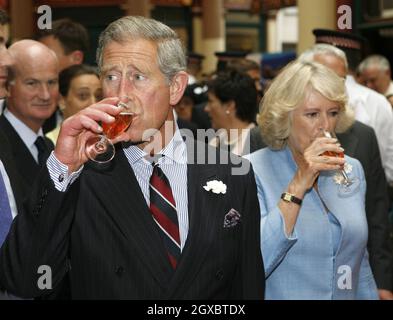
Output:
top-left (223, 208), bottom-right (241, 228)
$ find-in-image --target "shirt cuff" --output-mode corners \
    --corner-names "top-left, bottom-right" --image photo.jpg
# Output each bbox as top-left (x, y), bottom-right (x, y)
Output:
top-left (46, 151), bottom-right (84, 191)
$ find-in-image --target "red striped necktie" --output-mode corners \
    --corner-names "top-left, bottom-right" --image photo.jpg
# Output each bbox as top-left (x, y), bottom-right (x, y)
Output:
top-left (149, 163), bottom-right (181, 269)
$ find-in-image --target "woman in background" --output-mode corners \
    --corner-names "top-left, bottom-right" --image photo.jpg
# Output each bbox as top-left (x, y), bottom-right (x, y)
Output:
top-left (205, 69), bottom-right (258, 156)
top-left (47, 64), bottom-right (102, 143)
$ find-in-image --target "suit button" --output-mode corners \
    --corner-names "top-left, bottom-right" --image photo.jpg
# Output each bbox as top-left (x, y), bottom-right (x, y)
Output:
top-left (115, 266), bottom-right (124, 277)
top-left (215, 270), bottom-right (224, 280)
top-left (42, 189), bottom-right (48, 197)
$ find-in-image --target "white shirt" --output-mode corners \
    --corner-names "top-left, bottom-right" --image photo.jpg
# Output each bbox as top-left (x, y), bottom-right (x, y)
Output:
top-left (3, 109), bottom-right (44, 164)
top-left (0, 160), bottom-right (18, 219)
top-left (345, 75), bottom-right (393, 183)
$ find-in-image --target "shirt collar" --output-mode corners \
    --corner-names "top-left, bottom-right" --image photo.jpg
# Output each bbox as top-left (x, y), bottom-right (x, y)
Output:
top-left (123, 125), bottom-right (187, 166)
top-left (4, 109), bottom-right (44, 149)
top-left (345, 74), bottom-right (356, 85)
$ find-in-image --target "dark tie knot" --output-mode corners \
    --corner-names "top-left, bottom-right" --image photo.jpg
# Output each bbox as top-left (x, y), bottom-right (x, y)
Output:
top-left (34, 136), bottom-right (50, 166)
top-left (34, 136), bottom-right (47, 152)
top-left (152, 163), bottom-right (165, 179)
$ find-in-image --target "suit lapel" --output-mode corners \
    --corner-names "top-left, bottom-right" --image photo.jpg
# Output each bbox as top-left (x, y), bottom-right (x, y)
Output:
top-left (0, 116), bottom-right (39, 189)
top-left (87, 148), bottom-right (174, 290)
top-left (0, 130), bottom-right (24, 213)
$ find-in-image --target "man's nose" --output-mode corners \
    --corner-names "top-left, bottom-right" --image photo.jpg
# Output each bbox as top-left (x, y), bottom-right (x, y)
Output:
top-left (38, 84), bottom-right (51, 100)
top-left (117, 78), bottom-right (133, 98)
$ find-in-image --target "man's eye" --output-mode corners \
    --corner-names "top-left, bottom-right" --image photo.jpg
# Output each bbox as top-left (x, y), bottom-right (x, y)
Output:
top-left (48, 80), bottom-right (58, 86)
top-left (26, 81), bottom-right (38, 87)
top-left (106, 74), bottom-right (118, 81)
top-left (134, 74), bottom-right (146, 81)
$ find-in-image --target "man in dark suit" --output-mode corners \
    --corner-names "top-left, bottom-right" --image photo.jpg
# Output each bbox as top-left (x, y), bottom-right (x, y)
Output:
top-left (0, 16), bottom-right (264, 299)
top-left (0, 40), bottom-right (57, 195)
top-left (337, 121), bottom-right (392, 294)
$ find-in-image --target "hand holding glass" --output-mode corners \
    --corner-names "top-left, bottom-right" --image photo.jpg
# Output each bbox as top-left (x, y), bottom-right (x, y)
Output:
top-left (85, 97), bottom-right (135, 163)
top-left (321, 130), bottom-right (360, 196)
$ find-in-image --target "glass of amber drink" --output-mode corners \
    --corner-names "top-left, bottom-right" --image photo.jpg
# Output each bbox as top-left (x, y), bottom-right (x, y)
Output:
top-left (322, 130), bottom-right (360, 196)
top-left (85, 96), bottom-right (135, 163)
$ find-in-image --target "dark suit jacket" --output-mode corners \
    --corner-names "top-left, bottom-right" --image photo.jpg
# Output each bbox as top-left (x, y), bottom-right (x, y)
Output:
top-left (0, 115), bottom-right (67, 300)
top-left (337, 121), bottom-right (392, 290)
top-left (249, 122), bottom-right (392, 290)
top-left (0, 115), bottom-right (54, 195)
top-left (0, 141), bottom-right (265, 299)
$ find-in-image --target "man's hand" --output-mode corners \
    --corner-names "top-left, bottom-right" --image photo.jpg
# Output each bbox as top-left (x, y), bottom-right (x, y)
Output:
top-left (378, 289), bottom-right (393, 300)
top-left (54, 97), bottom-right (121, 173)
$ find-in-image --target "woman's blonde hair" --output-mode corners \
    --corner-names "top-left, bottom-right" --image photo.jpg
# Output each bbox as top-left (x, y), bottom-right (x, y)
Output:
top-left (258, 60), bottom-right (354, 150)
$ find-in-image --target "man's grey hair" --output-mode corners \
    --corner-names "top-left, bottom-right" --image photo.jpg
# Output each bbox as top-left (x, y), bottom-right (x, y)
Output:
top-left (358, 54), bottom-right (391, 73)
top-left (96, 16), bottom-right (187, 82)
top-left (299, 44), bottom-right (349, 71)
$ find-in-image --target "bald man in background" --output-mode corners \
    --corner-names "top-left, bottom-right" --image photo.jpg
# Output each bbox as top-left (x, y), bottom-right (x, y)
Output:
top-left (0, 40), bottom-right (58, 195)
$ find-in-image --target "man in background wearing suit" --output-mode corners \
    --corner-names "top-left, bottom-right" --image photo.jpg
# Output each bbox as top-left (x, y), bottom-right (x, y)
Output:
top-left (0, 40), bottom-right (58, 196)
top-left (0, 16), bottom-right (264, 299)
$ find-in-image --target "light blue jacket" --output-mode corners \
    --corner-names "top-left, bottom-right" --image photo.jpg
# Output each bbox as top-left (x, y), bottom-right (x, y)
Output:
top-left (247, 147), bottom-right (378, 300)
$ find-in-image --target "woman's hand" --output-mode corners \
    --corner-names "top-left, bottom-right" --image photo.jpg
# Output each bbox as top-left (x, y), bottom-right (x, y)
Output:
top-left (54, 97), bottom-right (122, 173)
top-left (280, 136), bottom-right (346, 236)
top-left (290, 136), bottom-right (346, 193)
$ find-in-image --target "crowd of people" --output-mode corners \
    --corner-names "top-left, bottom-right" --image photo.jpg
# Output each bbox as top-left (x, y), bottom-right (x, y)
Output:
top-left (0, 9), bottom-right (392, 300)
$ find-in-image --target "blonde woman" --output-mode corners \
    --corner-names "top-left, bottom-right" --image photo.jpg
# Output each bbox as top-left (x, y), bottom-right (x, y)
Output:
top-left (247, 60), bottom-right (378, 299)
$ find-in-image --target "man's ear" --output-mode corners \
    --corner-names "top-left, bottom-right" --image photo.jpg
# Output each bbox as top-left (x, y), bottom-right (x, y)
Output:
top-left (169, 71), bottom-right (188, 105)
top-left (70, 50), bottom-right (84, 65)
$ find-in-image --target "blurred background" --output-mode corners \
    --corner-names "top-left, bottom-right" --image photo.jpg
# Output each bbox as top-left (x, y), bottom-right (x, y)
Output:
top-left (1, 0), bottom-right (392, 81)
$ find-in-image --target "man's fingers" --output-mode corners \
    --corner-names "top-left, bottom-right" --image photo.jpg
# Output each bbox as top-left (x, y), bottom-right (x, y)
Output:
top-left (79, 115), bottom-right (103, 134)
